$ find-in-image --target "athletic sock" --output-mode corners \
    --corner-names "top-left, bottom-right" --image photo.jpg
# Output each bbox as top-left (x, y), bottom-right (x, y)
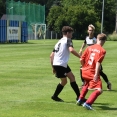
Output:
top-left (86, 90), bottom-right (101, 105)
top-left (100, 71), bottom-right (109, 83)
top-left (70, 81), bottom-right (80, 98)
top-left (53, 83), bottom-right (64, 97)
top-left (79, 84), bottom-right (88, 100)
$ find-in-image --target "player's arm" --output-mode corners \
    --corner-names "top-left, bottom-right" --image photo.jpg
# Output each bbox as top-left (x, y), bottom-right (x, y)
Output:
top-left (79, 47), bottom-right (88, 66)
top-left (69, 47), bottom-right (80, 58)
top-left (94, 62), bottom-right (101, 82)
top-left (50, 50), bottom-right (56, 74)
top-left (80, 42), bottom-right (86, 51)
top-left (79, 40), bottom-right (86, 55)
top-left (94, 51), bottom-right (106, 82)
top-left (50, 51), bottom-right (54, 66)
top-left (80, 58), bottom-right (85, 66)
top-left (67, 38), bottom-right (80, 58)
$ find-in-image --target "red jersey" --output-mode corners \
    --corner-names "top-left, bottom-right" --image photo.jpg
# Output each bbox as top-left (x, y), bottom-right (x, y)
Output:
top-left (81, 44), bottom-right (106, 80)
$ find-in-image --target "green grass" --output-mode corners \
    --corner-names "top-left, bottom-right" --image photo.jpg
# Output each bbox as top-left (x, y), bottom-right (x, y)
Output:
top-left (0, 40), bottom-right (117, 117)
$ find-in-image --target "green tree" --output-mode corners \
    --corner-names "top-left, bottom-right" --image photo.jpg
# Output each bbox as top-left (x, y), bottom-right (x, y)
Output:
top-left (47, 0), bottom-right (116, 39)
top-left (47, 5), bottom-right (99, 38)
top-left (94, 0), bottom-right (115, 33)
top-left (0, 0), bottom-right (6, 17)
top-left (47, 6), bottom-right (66, 31)
top-left (61, 0), bottom-right (79, 7)
top-left (45, 0), bottom-right (55, 22)
top-left (66, 5), bottom-right (99, 38)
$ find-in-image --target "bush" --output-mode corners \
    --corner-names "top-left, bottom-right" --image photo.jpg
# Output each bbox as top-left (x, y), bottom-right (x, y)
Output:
top-left (107, 33), bottom-right (117, 41)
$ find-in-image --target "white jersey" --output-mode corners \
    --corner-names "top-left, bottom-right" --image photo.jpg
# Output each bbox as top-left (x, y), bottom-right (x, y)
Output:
top-left (53, 37), bottom-right (73, 68)
top-left (84, 36), bottom-right (97, 46)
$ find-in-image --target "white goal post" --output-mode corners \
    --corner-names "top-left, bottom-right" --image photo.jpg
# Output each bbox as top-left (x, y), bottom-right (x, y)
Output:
top-left (30, 23), bottom-right (46, 40)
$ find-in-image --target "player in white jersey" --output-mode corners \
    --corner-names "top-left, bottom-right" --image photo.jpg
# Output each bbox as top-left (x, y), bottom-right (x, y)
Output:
top-left (50, 26), bottom-right (81, 102)
top-left (84, 36), bottom-right (97, 46)
top-left (79, 24), bottom-right (111, 90)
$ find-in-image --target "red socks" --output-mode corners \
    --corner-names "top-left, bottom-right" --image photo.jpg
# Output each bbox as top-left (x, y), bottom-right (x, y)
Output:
top-left (86, 90), bottom-right (101, 105)
top-left (79, 84), bottom-right (88, 100)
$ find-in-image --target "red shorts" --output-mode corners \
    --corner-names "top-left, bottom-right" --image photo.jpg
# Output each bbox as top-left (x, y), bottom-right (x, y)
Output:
top-left (84, 78), bottom-right (102, 89)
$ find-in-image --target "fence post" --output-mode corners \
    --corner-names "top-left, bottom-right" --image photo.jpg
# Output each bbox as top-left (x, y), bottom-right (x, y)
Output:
top-left (51, 31), bottom-right (53, 39)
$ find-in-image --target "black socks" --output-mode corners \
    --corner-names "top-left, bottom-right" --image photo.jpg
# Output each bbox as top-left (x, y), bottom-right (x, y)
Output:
top-left (100, 70), bottom-right (109, 83)
top-left (53, 83), bottom-right (64, 97)
top-left (70, 81), bottom-right (80, 97)
top-left (53, 82), bottom-right (80, 98)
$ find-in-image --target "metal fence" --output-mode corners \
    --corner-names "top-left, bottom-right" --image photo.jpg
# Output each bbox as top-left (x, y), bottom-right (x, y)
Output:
top-left (5, 0), bottom-right (45, 40)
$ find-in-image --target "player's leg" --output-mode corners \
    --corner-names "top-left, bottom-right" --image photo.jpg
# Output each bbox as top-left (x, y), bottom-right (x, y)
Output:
top-left (83, 79), bottom-right (102, 110)
top-left (83, 88), bottom-right (102, 110)
top-left (66, 65), bottom-right (80, 99)
top-left (85, 88), bottom-right (102, 104)
top-left (100, 65), bottom-right (111, 90)
top-left (51, 66), bottom-right (67, 102)
top-left (77, 81), bottom-right (88, 105)
top-left (51, 78), bottom-right (66, 102)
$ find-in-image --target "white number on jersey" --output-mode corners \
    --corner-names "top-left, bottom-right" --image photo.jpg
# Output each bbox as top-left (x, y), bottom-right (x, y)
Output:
top-left (88, 53), bottom-right (95, 65)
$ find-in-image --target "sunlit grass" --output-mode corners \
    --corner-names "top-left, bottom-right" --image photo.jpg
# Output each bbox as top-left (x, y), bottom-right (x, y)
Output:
top-left (0, 40), bottom-right (116, 117)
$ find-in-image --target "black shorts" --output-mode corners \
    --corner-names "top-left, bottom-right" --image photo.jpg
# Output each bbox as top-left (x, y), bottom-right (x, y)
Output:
top-left (53, 65), bottom-right (71, 78)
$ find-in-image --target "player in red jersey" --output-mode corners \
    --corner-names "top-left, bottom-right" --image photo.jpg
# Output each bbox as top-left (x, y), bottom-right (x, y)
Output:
top-left (79, 24), bottom-right (111, 90)
top-left (77, 33), bottom-right (107, 110)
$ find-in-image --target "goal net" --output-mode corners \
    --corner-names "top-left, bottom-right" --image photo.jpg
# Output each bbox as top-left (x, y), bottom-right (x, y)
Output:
top-left (31, 23), bottom-right (46, 39)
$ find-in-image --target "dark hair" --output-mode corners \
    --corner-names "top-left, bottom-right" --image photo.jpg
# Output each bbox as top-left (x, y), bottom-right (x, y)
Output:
top-left (62, 26), bottom-right (73, 34)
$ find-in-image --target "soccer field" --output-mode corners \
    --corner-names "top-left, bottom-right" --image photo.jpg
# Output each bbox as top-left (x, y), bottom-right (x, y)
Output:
top-left (0, 40), bottom-right (117, 117)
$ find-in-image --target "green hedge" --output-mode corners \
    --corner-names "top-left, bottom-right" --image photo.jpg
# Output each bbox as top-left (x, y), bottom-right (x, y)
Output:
top-left (107, 34), bottom-right (117, 41)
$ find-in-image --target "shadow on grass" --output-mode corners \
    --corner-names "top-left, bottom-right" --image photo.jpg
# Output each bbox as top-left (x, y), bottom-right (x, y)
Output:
top-left (97, 105), bottom-right (117, 110)
top-left (94, 103), bottom-right (117, 110)
top-left (51, 101), bottom-right (117, 111)
top-left (64, 101), bottom-right (76, 104)
top-left (103, 89), bottom-right (117, 92)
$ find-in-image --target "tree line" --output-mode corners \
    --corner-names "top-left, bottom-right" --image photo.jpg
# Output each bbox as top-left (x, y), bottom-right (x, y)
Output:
top-left (0, 0), bottom-right (116, 39)
top-left (47, 0), bottom-right (116, 39)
